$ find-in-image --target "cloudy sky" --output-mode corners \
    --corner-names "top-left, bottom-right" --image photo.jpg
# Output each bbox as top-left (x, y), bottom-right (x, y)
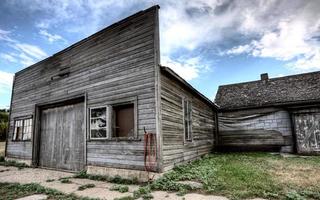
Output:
top-left (0, 0), bottom-right (320, 108)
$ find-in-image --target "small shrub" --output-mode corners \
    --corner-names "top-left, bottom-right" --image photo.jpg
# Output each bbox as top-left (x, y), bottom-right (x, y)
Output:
top-left (46, 179), bottom-right (55, 182)
top-left (0, 156), bottom-right (4, 162)
top-left (286, 190), bottom-right (306, 200)
top-left (133, 186), bottom-right (152, 199)
top-left (60, 178), bottom-right (72, 184)
top-left (78, 183), bottom-right (95, 191)
top-left (110, 185), bottom-right (129, 193)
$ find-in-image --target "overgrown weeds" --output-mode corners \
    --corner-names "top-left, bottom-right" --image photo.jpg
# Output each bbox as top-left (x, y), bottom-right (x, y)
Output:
top-left (110, 185), bottom-right (129, 193)
top-left (74, 170), bottom-right (139, 185)
top-left (0, 182), bottom-right (97, 200)
top-left (0, 158), bottom-right (29, 169)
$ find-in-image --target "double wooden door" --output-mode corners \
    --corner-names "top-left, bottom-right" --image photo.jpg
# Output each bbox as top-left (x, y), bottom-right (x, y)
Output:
top-left (39, 102), bottom-right (85, 171)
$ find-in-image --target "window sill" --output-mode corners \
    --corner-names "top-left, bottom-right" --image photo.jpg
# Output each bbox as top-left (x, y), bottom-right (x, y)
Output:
top-left (11, 140), bottom-right (31, 142)
top-left (184, 140), bottom-right (194, 146)
top-left (88, 138), bottom-right (141, 142)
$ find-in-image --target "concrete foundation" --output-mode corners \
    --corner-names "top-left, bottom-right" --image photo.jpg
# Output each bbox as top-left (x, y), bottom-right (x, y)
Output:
top-left (86, 165), bottom-right (162, 182)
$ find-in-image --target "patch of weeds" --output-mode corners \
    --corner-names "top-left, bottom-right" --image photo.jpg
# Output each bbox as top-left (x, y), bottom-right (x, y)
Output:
top-left (114, 196), bottom-right (135, 200)
top-left (78, 183), bottom-right (95, 191)
top-left (59, 178), bottom-right (72, 184)
top-left (285, 189), bottom-right (320, 200)
top-left (133, 186), bottom-right (153, 199)
top-left (110, 185), bottom-right (129, 193)
top-left (0, 182), bottom-right (98, 200)
top-left (0, 159), bottom-right (29, 169)
top-left (46, 179), bottom-right (55, 182)
top-left (74, 170), bottom-right (139, 185)
top-left (286, 190), bottom-right (306, 200)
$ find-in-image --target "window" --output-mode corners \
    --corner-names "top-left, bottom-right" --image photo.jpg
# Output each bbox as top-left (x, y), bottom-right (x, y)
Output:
top-left (13, 117), bottom-right (32, 141)
top-left (90, 107), bottom-right (107, 139)
top-left (183, 100), bottom-right (192, 141)
top-left (112, 103), bottom-right (134, 138)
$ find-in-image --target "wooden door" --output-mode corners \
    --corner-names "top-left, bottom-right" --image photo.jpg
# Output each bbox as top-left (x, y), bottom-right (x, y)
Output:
top-left (293, 113), bottom-right (320, 154)
top-left (39, 102), bottom-right (85, 171)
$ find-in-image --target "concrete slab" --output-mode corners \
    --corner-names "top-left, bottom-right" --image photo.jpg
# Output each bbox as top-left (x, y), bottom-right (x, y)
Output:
top-left (16, 194), bottom-right (47, 200)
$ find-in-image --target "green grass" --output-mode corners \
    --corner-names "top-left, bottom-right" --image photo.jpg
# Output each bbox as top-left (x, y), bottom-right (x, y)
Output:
top-left (148, 153), bottom-right (320, 200)
top-left (0, 182), bottom-right (98, 200)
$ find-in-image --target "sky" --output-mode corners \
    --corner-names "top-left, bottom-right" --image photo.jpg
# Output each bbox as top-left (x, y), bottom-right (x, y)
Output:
top-left (0, 0), bottom-right (320, 108)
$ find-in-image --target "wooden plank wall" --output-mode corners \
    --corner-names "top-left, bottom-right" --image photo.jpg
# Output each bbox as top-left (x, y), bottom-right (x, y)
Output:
top-left (160, 72), bottom-right (215, 171)
top-left (7, 6), bottom-right (159, 171)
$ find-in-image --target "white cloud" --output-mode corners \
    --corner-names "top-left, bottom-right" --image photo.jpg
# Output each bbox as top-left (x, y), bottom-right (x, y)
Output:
top-left (13, 43), bottom-right (47, 60)
top-left (0, 71), bottom-right (14, 94)
top-left (0, 53), bottom-right (18, 63)
top-left (224, 0), bottom-right (320, 72)
top-left (39, 29), bottom-right (66, 43)
top-left (0, 29), bottom-right (17, 43)
top-left (0, 27), bottom-right (47, 67)
top-left (162, 55), bottom-right (209, 81)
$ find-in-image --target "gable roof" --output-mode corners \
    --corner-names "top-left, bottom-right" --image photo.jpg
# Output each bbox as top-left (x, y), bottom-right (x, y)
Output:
top-left (215, 71), bottom-right (320, 110)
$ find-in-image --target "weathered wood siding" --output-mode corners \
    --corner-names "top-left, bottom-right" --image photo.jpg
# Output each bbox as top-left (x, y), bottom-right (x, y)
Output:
top-left (218, 108), bottom-right (293, 152)
top-left (160, 71), bottom-right (215, 171)
top-left (39, 102), bottom-right (85, 171)
top-left (7, 6), bottom-right (160, 171)
top-left (292, 107), bottom-right (320, 155)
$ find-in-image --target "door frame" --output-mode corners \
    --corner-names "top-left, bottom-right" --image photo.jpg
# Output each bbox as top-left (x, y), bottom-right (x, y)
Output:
top-left (32, 93), bottom-right (87, 170)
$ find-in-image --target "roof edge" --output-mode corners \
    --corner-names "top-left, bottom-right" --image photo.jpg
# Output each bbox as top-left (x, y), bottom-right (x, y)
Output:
top-left (160, 66), bottom-right (219, 110)
top-left (218, 99), bottom-right (320, 112)
top-left (218, 70), bottom-right (320, 88)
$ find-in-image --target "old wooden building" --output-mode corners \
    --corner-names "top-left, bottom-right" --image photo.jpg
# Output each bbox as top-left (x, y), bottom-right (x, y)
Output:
top-left (215, 72), bottom-right (320, 155)
top-left (5, 5), bottom-right (218, 176)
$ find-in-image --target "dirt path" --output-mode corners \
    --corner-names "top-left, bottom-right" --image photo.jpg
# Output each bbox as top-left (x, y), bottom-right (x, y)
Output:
top-left (0, 166), bottom-right (234, 200)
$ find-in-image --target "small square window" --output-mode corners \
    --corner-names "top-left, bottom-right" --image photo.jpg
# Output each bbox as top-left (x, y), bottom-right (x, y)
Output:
top-left (90, 107), bottom-right (107, 139)
top-left (13, 117), bottom-right (33, 141)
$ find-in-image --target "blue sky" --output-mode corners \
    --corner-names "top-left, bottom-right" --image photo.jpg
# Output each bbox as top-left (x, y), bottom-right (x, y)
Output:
top-left (1, 0), bottom-right (320, 108)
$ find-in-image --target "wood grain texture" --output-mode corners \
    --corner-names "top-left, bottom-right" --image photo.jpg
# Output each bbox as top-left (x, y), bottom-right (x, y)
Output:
top-left (7, 6), bottom-right (160, 171)
top-left (39, 102), bottom-right (85, 171)
top-left (160, 71), bottom-right (216, 171)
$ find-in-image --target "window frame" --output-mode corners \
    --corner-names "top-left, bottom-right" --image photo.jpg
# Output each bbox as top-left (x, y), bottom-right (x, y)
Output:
top-left (183, 99), bottom-right (192, 142)
top-left (88, 97), bottom-right (138, 141)
top-left (12, 115), bottom-right (33, 142)
top-left (110, 99), bottom-right (138, 140)
top-left (89, 106), bottom-right (108, 140)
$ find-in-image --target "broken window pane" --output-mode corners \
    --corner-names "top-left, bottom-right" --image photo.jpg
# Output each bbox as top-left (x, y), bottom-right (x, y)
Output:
top-left (90, 107), bottom-right (107, 139)
top-left (13, 117), bottom-right (33, 141)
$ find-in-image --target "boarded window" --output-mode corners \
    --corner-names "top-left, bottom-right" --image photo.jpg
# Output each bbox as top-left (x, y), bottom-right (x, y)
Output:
top-left (183, 100), bottom-right (192, 141)
top-left (112, 104), bottom-right (134, 138)
top-left (13, 117), bottom-right (32, 141)
top-left (90, 107), bottom-right (107, 139)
